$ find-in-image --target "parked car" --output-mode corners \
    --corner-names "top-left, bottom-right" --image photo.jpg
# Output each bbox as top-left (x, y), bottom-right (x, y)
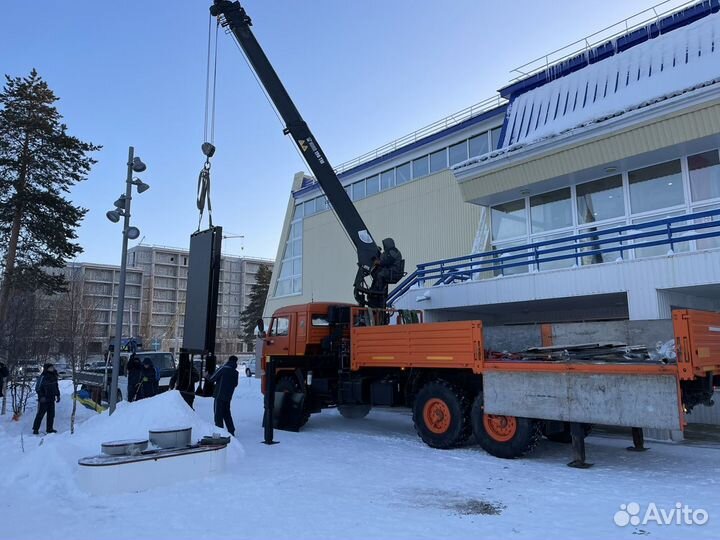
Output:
top-left (240, 357), bottom-right (256, 377)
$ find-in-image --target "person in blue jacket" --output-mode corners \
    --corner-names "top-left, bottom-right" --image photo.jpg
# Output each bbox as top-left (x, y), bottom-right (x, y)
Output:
top-left (208, 355), bottom-right (239, 436)
top-left (32, 364), bottom-right (60, 435)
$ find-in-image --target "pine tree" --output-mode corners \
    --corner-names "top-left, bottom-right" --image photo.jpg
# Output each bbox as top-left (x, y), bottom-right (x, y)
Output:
top-left (0, 70), bottom-right (100, 318)
top-left (240, 264), bottom-right (272, 351)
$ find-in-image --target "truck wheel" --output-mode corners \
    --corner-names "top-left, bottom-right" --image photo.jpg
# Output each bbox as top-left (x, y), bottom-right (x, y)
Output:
top-left (338, 404), bottom-right (371, 419)
top-left (245, 368), bottom-right (252, 378)
top-left (471, 393), bottom-right (541, 459)
top-left (276, 375), bottom-right (310, 427)
top-left (413, 380), bottom-right (471, 449)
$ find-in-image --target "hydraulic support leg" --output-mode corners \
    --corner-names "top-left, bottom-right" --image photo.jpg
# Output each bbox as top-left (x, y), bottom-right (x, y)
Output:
top-left (567, 422), bottom-right (593, 468)
top-left (262, 358), bottom-right (279, 445)
top-left (627, 427), bottom-right (648, 452)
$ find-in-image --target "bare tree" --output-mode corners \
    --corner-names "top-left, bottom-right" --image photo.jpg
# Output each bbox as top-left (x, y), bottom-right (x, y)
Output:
top-left (44, 267), bottom-right (103, 432)
top-left (0, 290), bottom-right (39, 418)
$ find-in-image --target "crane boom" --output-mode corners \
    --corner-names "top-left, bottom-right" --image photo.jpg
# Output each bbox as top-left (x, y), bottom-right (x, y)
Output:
top-left (210, 0), bottom-right (385, 306)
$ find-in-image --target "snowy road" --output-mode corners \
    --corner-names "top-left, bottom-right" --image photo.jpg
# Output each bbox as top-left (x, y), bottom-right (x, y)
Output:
top-left (2, 377), bottom-right (719, 539)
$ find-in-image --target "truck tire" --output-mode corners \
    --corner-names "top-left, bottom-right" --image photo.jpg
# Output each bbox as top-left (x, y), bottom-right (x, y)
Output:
top-left (413, 380), bottom-right (471, 449)
top-left (338, 404), bottom-right (371, 419)
top-left (471, 393), bottom-right (541, 459)
top-left (276, 375), bottom-right (310, 428)
top-left (245, 368), bottom-right (252, 378)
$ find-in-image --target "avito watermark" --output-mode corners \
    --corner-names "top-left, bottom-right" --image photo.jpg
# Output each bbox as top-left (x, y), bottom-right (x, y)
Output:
top-left (614, 502), bottom-right (709, 527)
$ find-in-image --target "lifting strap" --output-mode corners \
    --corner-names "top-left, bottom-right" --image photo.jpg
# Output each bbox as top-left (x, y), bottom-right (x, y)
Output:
top-left (197, 14), bottom-right (219, 231)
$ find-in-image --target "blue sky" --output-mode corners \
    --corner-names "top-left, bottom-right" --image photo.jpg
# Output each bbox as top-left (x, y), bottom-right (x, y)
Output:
top-left (0, 0), bottom-right (650, 264)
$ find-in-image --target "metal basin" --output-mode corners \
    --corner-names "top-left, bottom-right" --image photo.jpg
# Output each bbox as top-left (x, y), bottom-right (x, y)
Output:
top-left (101, 439), bottom-right (149, 456)
top-left (149, 427), bottom-right (192, 449)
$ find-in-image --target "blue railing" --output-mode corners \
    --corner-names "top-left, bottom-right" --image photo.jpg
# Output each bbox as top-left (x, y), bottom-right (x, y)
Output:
top-left (388, 208), bottom-right (720, 305)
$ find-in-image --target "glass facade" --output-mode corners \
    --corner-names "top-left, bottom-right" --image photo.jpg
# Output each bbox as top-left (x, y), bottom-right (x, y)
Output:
top-left (530, 188), bottom-right (572, 234)
top-left (295, 125), bottom-right (502, 214)
top-left (689, 150), bottom-right (720, 202)
top-left (576, 175), bottom-right (624, 224)
top-left (489, 148), bottom-right (720, 274)
top-left (628, 160), bottom-right (683, 214)
top-left (275, 219), bottom-right (302, 297)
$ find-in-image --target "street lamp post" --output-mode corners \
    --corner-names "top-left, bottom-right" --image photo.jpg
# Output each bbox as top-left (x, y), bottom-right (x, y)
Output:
top-left (107, 146), bottom-right (150, 414)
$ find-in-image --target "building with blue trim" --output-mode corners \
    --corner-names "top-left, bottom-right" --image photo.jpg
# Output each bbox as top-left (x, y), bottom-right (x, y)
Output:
top-left (264, 1), bottom-right (720, 353)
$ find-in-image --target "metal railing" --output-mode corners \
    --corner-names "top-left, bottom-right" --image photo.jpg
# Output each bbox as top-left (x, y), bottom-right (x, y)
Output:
top-left (388, 208), bottom-right (720, 305)
top-left (333, 94), bottom-right (506, 175)
top-left (509, 0), bottom-right (701, 83)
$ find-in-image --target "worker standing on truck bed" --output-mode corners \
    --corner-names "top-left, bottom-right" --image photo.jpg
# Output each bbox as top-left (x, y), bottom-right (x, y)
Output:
top-left (207, 355), bottom-right (238, 436)
top-left (373, 238), bottom-right (404, 291)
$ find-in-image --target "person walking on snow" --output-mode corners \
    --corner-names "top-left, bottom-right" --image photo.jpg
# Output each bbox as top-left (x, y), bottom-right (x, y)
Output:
top-left (208, 355), bottom-right (239, 436)
top-left (135, 358), bottom-right (158, 400)
top-left (32, 364), bottom-right (60, 435)
top-left (126, 353), bottom-right (142, 402)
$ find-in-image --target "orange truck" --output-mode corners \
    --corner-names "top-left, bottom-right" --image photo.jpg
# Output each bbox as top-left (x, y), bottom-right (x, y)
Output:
top-left (259, 304), bottom-right (720, 465)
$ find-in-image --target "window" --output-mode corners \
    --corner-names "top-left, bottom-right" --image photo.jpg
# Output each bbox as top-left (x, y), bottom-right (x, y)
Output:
top-left (530, 188), bottom-right (572, 233)
top-left (412, 156), bottom-right (429, 179)
top-left (578, 222), bottom-right (626, 265)
top-left (632, 212), bottom-right (690, 258)
top-left (294, 202), bottom-right (304, 219)
top-left (311, 314), bottom-right (330, 326)
top-left (380, 169), bottom-right (395, 190)
top-left (274, 220), bottom-right (302, 297)
top-left (628, 160), bottom-right (683, 214)
top-left (491, 127), bottom-right (502, 149)
top-left (344, 185), bottom-right (351, 199)
top-left (491, 199), bottom-right (527, 241)
top-left (576, 175), bottom-right (624, 224)
top-left (304, 198), bottom-right (316, 216)
top-left (429, 149), bottom-right (447, 173)
top-left (366, 175), bottom-right (379, 196)
top-left (492, 241), bottom-right (528, 276)
top-left (469, 132), bottom-right (489, 157)
top-left (688, 150), bottom-right (720, 202)
top-left (449, 141), bottom-right (468, 166)
top-left (352, 180), bottom-right (366, 201)
top-left (271, 317), bottom-right (289, 336)
top-left (533, 233), bottom-right (575, 271)
top-left (396, 162), bottom-right (411, 185)
top-left (695, 204), bottom-right (720, 250)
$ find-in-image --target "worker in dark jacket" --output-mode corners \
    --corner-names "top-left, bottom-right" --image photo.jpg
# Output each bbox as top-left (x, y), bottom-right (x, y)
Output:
top-left (32, 364), bottom-right (60, 435)
top-left (170, 352), bottom-right (200, 409)
top-left (135, 358), bottom-right (159, 401)
top-left (207, 355), bottom-right (239, 436)
top-left (126, 353), bottom-right (142, 402)
top-left (373, 237), bottom-right (404, 290)
top-left (0, 361), bottom-right (8, 397)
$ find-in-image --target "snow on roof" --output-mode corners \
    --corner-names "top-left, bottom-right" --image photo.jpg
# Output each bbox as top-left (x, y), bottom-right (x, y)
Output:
top-left (500, 11), bottom-right (720, 148)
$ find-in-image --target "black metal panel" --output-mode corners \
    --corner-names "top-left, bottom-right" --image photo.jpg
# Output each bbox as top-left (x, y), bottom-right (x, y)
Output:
top-left (182, 227), bottom-right (222, 353)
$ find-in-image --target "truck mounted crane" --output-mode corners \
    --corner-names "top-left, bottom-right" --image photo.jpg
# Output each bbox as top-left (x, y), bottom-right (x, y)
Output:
top-left (210, 0), bottom-right (402, 309)
top-left (210, 0), bottom-right (720, 466)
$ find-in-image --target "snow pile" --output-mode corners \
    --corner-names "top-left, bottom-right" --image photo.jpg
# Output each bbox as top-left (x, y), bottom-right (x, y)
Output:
top-left (1, 390), bottom-right (243, 496)
top-left (502, 11), bottom-right (720, 147)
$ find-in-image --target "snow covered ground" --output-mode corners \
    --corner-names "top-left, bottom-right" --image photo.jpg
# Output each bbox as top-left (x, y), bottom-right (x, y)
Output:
top-left (2, 378), bottom-right (720, 539)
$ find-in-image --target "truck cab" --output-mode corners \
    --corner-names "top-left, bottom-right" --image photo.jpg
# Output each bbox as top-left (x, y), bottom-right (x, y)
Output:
top-left (263, 302), bottom-right (354, 358)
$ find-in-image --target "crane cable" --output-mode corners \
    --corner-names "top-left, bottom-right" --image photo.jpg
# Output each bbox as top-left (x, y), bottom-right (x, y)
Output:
top-left (197, 14), bottom-right (220, 231)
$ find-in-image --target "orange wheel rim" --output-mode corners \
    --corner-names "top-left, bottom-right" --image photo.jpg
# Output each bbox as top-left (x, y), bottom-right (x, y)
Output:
top-left (483, 414), bottom-right (517, 442)
top-left (423, 398), bottom-right (452, 434)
